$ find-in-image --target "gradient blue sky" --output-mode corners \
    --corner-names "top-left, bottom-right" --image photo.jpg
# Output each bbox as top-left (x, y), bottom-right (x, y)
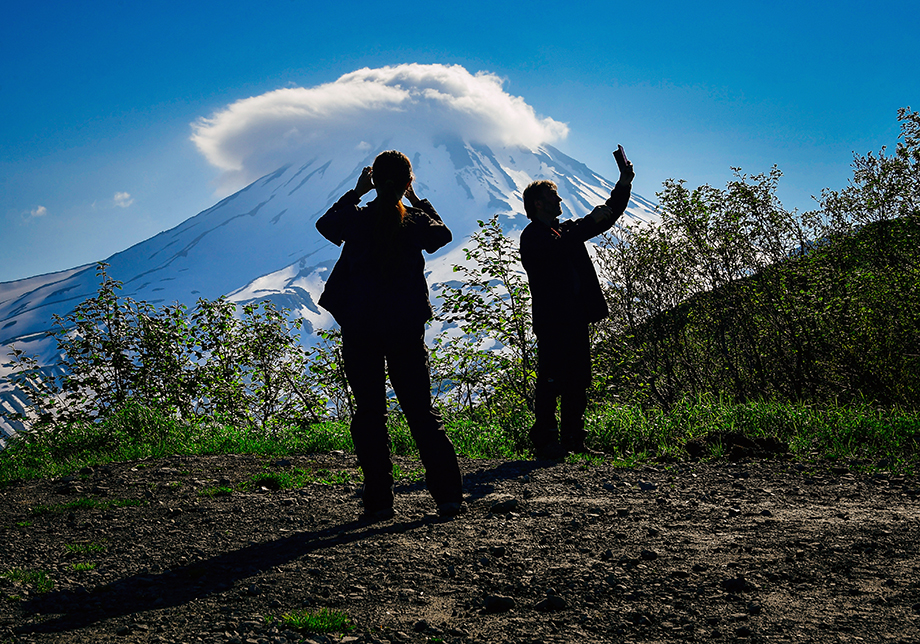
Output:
top-left (2, 0), bottom-right (917, 283)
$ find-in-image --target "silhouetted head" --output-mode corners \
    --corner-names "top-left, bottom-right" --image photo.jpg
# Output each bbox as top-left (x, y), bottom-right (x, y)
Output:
top-left (373, 150), bottom-right (413, 213)
top-left (523, 180), bottom-right (562, 223)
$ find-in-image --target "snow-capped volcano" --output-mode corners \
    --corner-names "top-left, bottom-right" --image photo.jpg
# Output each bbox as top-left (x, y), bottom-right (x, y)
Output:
top-left (1, 137), bottom-right (655, 355)
top-left (0, 137), bottom-right (656, 442)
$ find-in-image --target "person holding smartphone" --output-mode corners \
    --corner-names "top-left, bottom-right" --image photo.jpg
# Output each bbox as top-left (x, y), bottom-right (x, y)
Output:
top-left (316, 150), bottom-right (464, 520)
top-left (520, 146), bottom-right (635, 459)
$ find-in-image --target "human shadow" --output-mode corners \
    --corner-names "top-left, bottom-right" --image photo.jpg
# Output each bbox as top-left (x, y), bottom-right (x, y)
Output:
top-left (18, 458), bottom-right (548, 635)
top-left (17, 514), bottom-right (440, 636)
top-left (461, 458), bottom-right (544, 502)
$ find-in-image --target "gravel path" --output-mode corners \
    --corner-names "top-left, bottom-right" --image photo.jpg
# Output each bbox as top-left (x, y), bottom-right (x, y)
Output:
top-left (1, 452), bottom-right (918, 643)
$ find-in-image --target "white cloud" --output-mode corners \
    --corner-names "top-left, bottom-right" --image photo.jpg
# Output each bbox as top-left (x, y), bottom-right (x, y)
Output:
top-left (113, 192), bottom-right (134, 208)
top-left (26, 205), bottom-right (47, 220)
top-left (191, 63), bottom-right (569, 194)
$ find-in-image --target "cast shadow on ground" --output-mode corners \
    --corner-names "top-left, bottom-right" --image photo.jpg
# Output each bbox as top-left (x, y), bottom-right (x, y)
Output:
top-left (18, 459), bottom-right (548, 635)
top-left (17, 514), bottom-right (439, 635)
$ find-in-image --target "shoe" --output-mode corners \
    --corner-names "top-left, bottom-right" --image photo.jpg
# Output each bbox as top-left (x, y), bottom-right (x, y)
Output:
top-left (533, 441), bottom-right (568, 460)
top-left (359, 507), bottom-right (395, 523)
top-left (437, 502), bottom-right (467, 518)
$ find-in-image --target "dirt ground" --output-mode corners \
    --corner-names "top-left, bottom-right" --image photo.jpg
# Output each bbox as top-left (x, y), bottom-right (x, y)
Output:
top-left (1, 450), bottom-right (918, 643)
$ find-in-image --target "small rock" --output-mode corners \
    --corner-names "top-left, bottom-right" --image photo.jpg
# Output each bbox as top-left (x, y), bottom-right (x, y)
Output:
top-left (534, 595), bottom-right (567, 612)
top-left (638, 481), bottom-right (657, 492)
top-left (483, 594), bottom-right (515, 613)
top-left (490, 498), bottom-right (519, 514)
top-left (722, 575), bottom-right (750, 593)
top-left (640, 549), bottom-right (659, 561)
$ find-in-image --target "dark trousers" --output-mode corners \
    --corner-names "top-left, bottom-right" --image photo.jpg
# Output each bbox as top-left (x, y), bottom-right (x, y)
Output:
top-left (530, 323), bottom-right (591, 448)
top-left (341, 323), bottom-right (462, 512)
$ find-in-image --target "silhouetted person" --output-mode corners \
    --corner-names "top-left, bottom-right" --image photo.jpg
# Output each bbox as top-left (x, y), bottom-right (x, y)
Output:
top-left (316, 150), bottom-right (464, 521)
top-left (520, 149), bottom-right (635, 459)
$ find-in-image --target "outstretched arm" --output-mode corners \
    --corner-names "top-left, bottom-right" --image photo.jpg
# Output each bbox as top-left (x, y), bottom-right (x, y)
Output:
top-left (588, 151), bottom-right (635, 224)
top-left (602, 155), bottom-right (635, 223)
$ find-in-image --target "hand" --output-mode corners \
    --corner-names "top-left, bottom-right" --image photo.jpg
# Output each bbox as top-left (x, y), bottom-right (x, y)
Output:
top-left (404, 182), bottom-right (423, 207)
top-left (355, 166), bottom-right (373, 197)
top-left (617, 160), bottom-right (635, 187)
top-left (589, 204), bottom-right (613, 223)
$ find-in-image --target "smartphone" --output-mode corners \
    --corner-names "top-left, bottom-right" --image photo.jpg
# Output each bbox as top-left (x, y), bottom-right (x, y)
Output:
top-left (613, 144), bottom-right (629, 170)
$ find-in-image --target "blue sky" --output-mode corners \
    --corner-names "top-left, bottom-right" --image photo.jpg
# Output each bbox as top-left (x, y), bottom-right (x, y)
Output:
top-left (2, 0), bottom-right (917, 283)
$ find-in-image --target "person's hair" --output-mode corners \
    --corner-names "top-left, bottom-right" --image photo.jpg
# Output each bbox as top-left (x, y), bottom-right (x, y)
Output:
top-left (523, 180), bottom-right (557, 219)
top-left (371, 150), bottom-right (413, 268)
top-left (373, 150), bottom-right (413, 224)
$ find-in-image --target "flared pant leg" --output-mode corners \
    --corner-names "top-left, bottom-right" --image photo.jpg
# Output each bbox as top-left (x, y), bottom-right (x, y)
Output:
top-left (341, 323), bottom-right (462, 509)
top-left (386, 326), bottom-right (463, 506)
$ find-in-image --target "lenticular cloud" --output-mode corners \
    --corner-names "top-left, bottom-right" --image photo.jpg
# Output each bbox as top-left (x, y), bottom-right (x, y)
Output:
top-left (191, 63), bottom-right (569, 194)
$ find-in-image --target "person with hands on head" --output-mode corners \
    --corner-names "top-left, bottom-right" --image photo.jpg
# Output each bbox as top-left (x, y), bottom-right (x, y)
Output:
top-left (316, 150), bottom-right (464, 521)
top-left (520, 145), bottom-right (635, 460)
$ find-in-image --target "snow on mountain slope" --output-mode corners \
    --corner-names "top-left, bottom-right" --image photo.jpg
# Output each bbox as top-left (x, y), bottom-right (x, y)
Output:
top-left (1, 139), bottom-right (655, 348)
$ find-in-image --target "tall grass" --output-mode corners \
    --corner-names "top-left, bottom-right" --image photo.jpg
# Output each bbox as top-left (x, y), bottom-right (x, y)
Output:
top-left (1, 397), bottom-right (917, 486)
top-left (588, 394), bottom-right (920, 468)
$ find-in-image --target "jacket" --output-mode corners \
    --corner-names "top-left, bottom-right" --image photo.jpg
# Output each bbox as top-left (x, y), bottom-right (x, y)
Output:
top-left (316, 190), bottom-right (452, 327)
top-left (520, 183), bottom-right (631, 336)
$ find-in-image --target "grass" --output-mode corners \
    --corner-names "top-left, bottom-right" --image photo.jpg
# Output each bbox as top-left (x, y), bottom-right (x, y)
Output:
top-left (198, 463), bottom-right (361, 497)
top-left (586, 395), bottom-right (920, 472)
top-left (198, 485), bottom-right (233, 498)
top-left (1, 396), bottom-right (918, 486)
top-left (70, 562), bottom-right (97, 571)
top-left (269, 607), bottom-right (354, 633)
top-left (392, 463), bottom-right (425, 483)
top-left (0, 569), bottom-right (54, 594)
top-left (29, 498), bottom-right (147, 516)
top-left (65, 541), bottom-right (106, 554)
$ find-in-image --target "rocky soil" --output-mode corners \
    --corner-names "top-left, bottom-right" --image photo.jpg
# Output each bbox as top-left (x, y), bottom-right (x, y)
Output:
top-left (1, 451), bottom-right (919, 643)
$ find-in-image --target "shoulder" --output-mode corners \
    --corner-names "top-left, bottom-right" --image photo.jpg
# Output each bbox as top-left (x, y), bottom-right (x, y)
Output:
top-left (402, 207), bottom-right (428, 224)
top-left (404, 200), bottom-right (439, 222)
top-left (521, 220), bottom-right (542, 239)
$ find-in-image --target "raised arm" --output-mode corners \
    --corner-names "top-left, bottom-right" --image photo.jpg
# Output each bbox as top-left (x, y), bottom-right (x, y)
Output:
top-left (316, 167), bottom-right (374, 245)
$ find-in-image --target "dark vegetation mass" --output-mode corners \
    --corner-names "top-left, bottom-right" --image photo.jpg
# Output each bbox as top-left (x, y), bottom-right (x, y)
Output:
top-left (1, 108), bottom-right (919, 484)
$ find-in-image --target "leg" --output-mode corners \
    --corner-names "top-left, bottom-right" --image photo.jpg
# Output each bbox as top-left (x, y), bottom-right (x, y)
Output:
top-left (559, 324), bottom-right (592, 449)
top-left (386, 326), bottom-right (463, 506)
top-left (341, 325), bottom-right (394, 513)
top-left (531, 332), bottom-right (562, 450)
